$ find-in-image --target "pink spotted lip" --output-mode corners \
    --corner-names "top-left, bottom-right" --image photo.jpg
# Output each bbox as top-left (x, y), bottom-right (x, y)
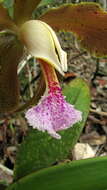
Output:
top-left (25, 82), bottom-right (82, 139)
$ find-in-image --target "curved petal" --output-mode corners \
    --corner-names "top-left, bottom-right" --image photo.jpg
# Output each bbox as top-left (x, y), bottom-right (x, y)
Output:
top-left (20, 20), bottom-right (67, 75)
top-left (39, 20), bottom-right (67, 72)
top-left (40, 3), bottom-right (107, 57)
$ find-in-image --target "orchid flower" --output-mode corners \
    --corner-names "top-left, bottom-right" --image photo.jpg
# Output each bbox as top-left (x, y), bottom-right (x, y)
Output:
top-left (19, 20), bottom-right (82, 139)
top-left (1, 1), bottom-right (107, 117)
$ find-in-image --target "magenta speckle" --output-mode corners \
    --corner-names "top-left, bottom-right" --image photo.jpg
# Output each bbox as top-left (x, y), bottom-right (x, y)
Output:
top-left (25, 82), bottom-right (82, 139)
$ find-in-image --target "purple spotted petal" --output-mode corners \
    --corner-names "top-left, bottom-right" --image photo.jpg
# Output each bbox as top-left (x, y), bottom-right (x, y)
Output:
top-left (25, 85), bottom-right (82, 139)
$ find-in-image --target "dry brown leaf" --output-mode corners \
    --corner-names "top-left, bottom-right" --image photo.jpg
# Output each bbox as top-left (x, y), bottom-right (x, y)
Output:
top-left (40, 3), bottom-right (107, 57)
top-left (80, 131), bottom-right (106, 145)
top-left (0, 32), bottom-right (23, 115)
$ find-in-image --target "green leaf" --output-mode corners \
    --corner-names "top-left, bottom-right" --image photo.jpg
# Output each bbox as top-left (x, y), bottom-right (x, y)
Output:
top-left (14, 78), bottom-right (90, 180)
top-left (3, 0), bottom-right (14, 8)
top-left (40, 2), bottom-right (107, 57)
top-left (6, 156), bottom-right (107, 190)
top-left (2, 0), bottom-right (14, 19)
top-left (0, 31), bottom-right (23, 115)
top-left (14, 0), bottom-right (41, 26)
top-left (39, 0), bottom-right (54, 6)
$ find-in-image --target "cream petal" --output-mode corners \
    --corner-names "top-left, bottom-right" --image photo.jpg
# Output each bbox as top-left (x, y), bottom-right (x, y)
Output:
top-left (20, 20), bottom-right (65, 75)
top-left (39, 20), bottom-right (67, 72)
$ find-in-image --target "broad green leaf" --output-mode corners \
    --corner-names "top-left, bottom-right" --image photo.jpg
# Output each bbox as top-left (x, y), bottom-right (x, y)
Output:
top-left (0, 3), bottom-right (16, 31)
top-left (7, 156), bottom-right (107, 190)
top-left (14, 0), bottom-right (41, 26)
top-left (14, 78), bottom-right (90, 180)
top-left (0, 32), bottom-right (23, 115)
top-left (40, 2), bottom-right (107, 57)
